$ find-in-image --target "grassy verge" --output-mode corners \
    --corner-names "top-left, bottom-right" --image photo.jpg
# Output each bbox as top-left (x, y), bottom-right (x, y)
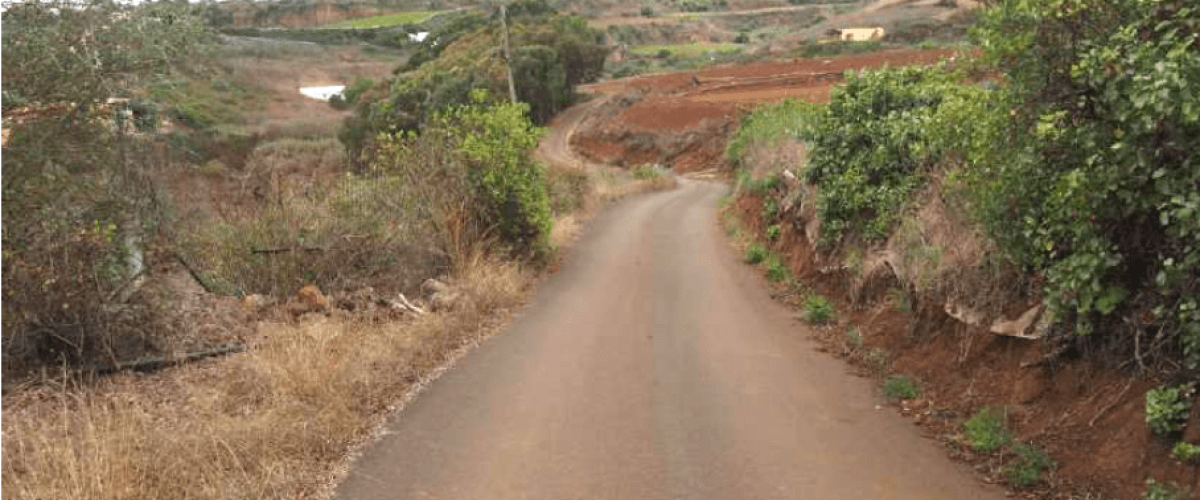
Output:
top-left (320, 10), bottom-right (445, 29)
top-left (0, 253), bottom-right (529, 500)
top-left (629, 43), bottom-right (743, 58)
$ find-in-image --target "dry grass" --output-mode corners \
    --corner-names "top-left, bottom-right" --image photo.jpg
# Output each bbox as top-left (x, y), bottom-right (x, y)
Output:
top-left (1, 254), bottom-right (530, 500)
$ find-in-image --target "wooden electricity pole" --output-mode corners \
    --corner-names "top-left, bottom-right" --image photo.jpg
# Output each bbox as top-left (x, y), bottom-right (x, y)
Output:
top-left (499, 3), bottom-right (518, 103)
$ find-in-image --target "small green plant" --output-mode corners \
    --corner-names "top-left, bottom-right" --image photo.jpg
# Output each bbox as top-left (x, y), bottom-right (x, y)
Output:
top-left (739, 173), bottom-right (779, 194)
top-left (887, 288), bottom-right (911, 313)
top-left (844, 247), bottom-right (863, 276)
top-left (803, 294), bottom-right (835, 324)
top-left (884, 375), bottom-right (921, 400)
top-left (766, 254), bottom-right (789, 283)
top-left (1146, 383), bottom-right (1195, 437)
top-left (845, 325), bottom-right (863, 350)
top-left (640, 6), bottom-right (654, 16)
top-left (745, 243), bottom-right (767, 264)
top-left (963, 406), bottom-right (1010, 452)
top-left (766, 224), bottom-right (781, 240)
top-left (863, 347), bottom-right (889, 373)
top-left (632, 164), bottom-right (660, 179)
top-left (1006, 442), bottom-right (1053, 488)
top-left (762, 197), bottom-right (779, 220)
top-left (1143, 479), bottom-right (1190, 500)
top-left (1172, 441), bottom-right (1200, 464)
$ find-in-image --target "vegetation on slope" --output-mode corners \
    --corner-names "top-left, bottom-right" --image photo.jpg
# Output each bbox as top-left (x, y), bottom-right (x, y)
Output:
top-left (730, 0), bottom-right (1199, 371)
top-left (2, 0), bottom-right (212, 370)
top-left (340, 2), bottom-right (607, 161)
top-left (726, 0), bottom-right (1198, 494)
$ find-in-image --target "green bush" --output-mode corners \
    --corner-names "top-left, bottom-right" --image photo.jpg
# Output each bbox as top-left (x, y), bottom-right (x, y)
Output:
top-left (431, 91), bottom-right (553, 258)
top-left (1146, 384), bottom-right (1195, 437)
top-left (963, 406), bottom-right (1010, 452)
top-left (1143, 479), bottom-right (1190, 500)
top-left (799, 66), bottom-right (963, 242)
top-left (883, 375), bottom-right (921, 400)
top-left (632, 164), bottom-right (661, 179)
top-left (845, 325), bottom-right (863, 349)
top-left (725, 99), bottom-right (820, 168)
top-left (766, 224), bottom-right (781, 240)
top-left (766, 254), bottom-right (789, 283)
top-left (1172, 441), bottom-right (1200, 464)
top-left (640, 6), bottom-right (654, 16)
top-left (745, 243), bottom-right (767, 264)
top-left (762, 197), bottom-right (779, 221)
top-left (965, 0), bottom-right (1200, 347)
top-left (1006, 443), bottom-right (1053, 488)
top-left (803, 294), bottom-right (835, 324)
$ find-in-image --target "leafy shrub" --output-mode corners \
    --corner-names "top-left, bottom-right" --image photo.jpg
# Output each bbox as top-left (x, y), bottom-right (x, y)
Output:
top-left (640, 6), bottom-right (654, 16)
top-left (761, 197), bottom-right (779, 221)
top-left (1006, 443), bottom-right (1053, 488)
top-left (428, 91), bottom-right (553, 258)
top-left (797, 40), bottom-right (883, 58)
top-left (803, 294), bottom-right (835, 324)
top-left (965, 0), bottom-right (1200, 348)
top-left (632, 164), bottom-right (661, 179)
top-left (799, 66), bottom-right (962, 242)
top-left (725, 99), bottom-right (820, 167)
top-left (745, 243), bottom-right (767, 264)
top-left (845, 325), bottom-right (863, 349)
top-left (346, 12), bottom-right (606, 160)
top-left (766, 224), bottom-right (781, 240)
top-left (887, 288), bottom-right (910, 312)
top-left (1143, 479), bottom-right (1190, 500)
top-left (2, 1), bottom-right (205, 373)
top-left (1146, 384), bottom-right (1195, 437)
top-left (1172, 441), bottom-right (1200, 464)
top-left (883, 375), bottom-right (921, 400)
top-left (963, 406), bottom-right (1010, 452)
top-left (766, 254), bottom-right (789, 283)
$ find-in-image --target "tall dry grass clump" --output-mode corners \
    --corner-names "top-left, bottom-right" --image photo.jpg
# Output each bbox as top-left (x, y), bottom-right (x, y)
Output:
top-left (2, 253), bottom-right (530, 500)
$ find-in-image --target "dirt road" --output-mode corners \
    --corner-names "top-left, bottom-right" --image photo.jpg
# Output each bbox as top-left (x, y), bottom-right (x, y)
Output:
top-left (333, 179), bottom-right (1006, 499)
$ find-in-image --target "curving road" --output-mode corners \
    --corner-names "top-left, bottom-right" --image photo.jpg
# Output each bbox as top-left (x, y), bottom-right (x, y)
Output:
top-left (332, 177), bottom-right (1007, 499)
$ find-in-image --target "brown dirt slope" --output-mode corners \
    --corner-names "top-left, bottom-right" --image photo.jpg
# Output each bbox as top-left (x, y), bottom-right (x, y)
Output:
top-left (727, 187), bottom-right (1192, 500)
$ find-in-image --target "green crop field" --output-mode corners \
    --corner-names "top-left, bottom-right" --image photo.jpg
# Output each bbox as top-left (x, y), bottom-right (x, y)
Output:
top-left (629, 43), bottom-right (743, 57)
top-left (320, 10), bottom-right (445, 29)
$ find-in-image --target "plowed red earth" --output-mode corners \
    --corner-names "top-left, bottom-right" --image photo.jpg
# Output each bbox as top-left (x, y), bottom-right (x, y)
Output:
top-left (572, 49), bottom-right (954, 171)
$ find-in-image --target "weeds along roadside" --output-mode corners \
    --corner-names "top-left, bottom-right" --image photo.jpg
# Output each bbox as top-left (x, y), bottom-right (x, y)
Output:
top-left (1, 85), bottom-right (679, 500)
top-left (720, 1), bottom-right (1200, 493)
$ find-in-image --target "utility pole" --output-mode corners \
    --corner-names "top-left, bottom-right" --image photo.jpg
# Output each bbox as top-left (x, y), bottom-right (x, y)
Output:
top-left (499, 3), bottom-right (518, 103)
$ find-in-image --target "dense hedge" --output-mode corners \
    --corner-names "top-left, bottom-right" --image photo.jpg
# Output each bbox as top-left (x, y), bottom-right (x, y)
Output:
top-left (732, 0), bottom-right (1199, 367)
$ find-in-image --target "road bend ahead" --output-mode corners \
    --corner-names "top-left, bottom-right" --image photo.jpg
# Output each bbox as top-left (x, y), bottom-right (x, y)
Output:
top-left (334, 180), bottom-right (1005, 500)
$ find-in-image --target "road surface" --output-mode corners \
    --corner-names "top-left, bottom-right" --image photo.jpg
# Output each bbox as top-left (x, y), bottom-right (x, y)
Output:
top-left (333, 180), bottom-right (1006, 500)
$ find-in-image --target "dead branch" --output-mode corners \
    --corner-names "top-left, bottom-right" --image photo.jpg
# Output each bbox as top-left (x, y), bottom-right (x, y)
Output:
top-left (1089, 380), bottom-right (1134, 427)
top-left (250, 246), bottom-right (326, 255)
